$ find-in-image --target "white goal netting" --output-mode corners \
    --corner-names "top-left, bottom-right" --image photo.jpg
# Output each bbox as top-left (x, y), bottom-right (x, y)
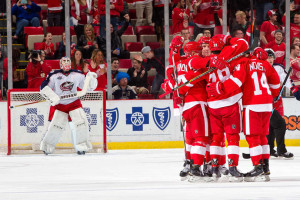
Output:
top-left (4, 89), bottom-right (106, 155)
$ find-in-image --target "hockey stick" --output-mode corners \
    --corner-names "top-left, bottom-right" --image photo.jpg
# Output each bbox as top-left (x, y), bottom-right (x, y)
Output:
top-left (159, 42), bottom-right (257, 99)
top-left (10, 76), bottom-right (92, 109)
top-left (242, 64), bottom-right (293, 159)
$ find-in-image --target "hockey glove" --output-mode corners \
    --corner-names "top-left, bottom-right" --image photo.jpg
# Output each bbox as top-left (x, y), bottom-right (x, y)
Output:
top-left (173, 96), bottom-right (183, 106)
top-left (40, 86), bottom-right (60, 106)
top-left (86, 72), bottom-right (98, 91)
top-left (291, 86), bottom-right (300, 101)
top-left (166, 65), bottom-right (176, 85)
top-left (170, 36), bottom-right (184, 53)
top-left (161, 79), bottom-right (174, 93)
top-left (206, 81), bottom-right (224, 97)
top-left (209, 56), bottom-right (228, 70)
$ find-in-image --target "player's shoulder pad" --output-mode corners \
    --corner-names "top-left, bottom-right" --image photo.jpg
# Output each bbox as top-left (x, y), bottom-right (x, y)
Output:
top-left (69, 69), bottom-right (84, 74)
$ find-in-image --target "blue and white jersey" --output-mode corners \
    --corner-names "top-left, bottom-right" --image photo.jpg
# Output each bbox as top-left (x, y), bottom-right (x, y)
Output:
top-left (274, 64), bottom-right (292, 90)
top-left (41, 69), bottom-right (85, 105)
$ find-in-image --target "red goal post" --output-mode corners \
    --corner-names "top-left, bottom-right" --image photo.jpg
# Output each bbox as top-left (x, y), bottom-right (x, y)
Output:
top-left (6, 89), bottom-right (107, 155)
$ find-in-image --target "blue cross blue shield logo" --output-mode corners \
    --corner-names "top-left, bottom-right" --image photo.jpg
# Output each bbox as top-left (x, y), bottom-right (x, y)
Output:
top-left (20, 108), bottom-right (44, 133)
top-left (126, 107), bottom-right (149, 131)
top-left (106, 108), bottom-right (119, 131)
top-left (153, 107), bottom-right (171, 130)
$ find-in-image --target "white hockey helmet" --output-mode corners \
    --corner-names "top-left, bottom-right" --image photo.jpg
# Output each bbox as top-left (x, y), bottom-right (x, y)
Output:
top-left (60, 56), bottom-right (72, 71)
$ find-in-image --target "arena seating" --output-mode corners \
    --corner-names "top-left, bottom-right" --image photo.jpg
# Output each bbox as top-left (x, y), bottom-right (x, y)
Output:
top-left (124, 42), bottom-right (144, 52)
top-left (24, 26), bottom-right (44, 46)
top-left (119, 59), bottom-right (132, 69)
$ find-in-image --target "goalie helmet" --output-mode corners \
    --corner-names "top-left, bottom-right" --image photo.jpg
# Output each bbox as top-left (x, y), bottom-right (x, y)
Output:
top-left (264, 48), bottom-right (276, 59)
top-left (184, 41), bottom-right (202, 56)
top-left (60, 56), bottom-right (72, 71)
top-left (252, 47), bottom-right (268, 61)
top-left (209, 37), bottom-right (225, 52)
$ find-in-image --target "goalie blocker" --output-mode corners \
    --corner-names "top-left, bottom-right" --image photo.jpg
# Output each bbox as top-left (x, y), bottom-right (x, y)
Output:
top-left (40, 57), bottom-right (98, 155)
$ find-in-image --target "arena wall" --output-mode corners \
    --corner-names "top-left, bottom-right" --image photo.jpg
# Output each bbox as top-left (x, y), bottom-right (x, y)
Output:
top-left (0, 98), bottom-right (300, 150)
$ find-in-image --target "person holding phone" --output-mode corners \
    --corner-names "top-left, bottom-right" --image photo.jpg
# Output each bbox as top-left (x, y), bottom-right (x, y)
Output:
top-left (11, 0), bottom-right (41, 40)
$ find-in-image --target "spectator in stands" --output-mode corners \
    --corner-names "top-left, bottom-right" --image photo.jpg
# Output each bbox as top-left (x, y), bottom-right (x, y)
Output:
top-left (3, 48), bottom-right (25, 88)
top-left (97, 15), bottom-right (130, 59)
top-left (255, 0), bottom-right (274, 25)
top-left (203, 29), bottom-right (212, 38)
top-left (71, 49), bottom-right (84, 71)
top-left (127, 54), bottom-right (149, 95)
top-left (192, 0), bottom-right (217, 38)
top-left (12, 0), bottom-right (41, 40)
top-left (77, 24), bottom-right (98, 59)
top-left (47, 0), bottom-right (63, 27)
top-left (232, 29), bottom-right (245, 38)
top-left (260, 9), bottom-right (281, 48)
top-left (282, 7), bottom-right (300, 40)
top-left (40, 32), bottom-right (55, 59)
top-left (26, 50), bottom-right (51, 88)
top-left (58, 32), bottom-right (76, 59)
top-left (98, 0), bottom-right (124, 38)
top-left (265, 29), bottom-right (286, 66)
top-left (180, 28), bottom-right (191, 55)
top-left (290, 45), bottom-right (300, 89)
top-left (82, 60), bottom-right (90, 74)
top-left (92, 0), bottom-right (100, 26)
top-left (292, 36), bottom-right (300, 47)
top-left (141, 46), bottom-right (164, 98)
top-left (119, 0), bottom-right (129, 25)
top-left (112, 72), bottom-right (137, 99)
top-left (172, 0), bottom-right (190, 36)
top-left (232, 10), bottom-right (250, 36)
top-left (111, 57), bottom-right (120, 87)
top-left (153, 0), bottom-right (164, 43)
top-left (88, 49), bottom-right (107, 89)
top-left (135, 0), bottom-right (153, 26)
top-left (71, 0), bottom-right (94, 42)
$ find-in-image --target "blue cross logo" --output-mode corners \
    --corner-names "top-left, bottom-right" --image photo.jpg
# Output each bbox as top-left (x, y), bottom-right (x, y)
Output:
top-left (20, 108), bottom-right (44, 133)
top-left (126, 107), bottom-right (149, 131)
top-left (83, 107), bottom-right (97, 131)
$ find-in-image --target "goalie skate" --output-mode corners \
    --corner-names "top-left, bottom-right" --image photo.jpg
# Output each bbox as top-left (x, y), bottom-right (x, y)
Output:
top-left (179, 160), bottom-right (191, 181)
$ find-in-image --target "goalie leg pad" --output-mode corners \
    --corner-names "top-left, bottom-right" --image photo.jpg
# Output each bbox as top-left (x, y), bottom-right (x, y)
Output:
top-left (69, 108), bottom-right (92, 152)
top-left (40, 110), bottom-right (69, 154)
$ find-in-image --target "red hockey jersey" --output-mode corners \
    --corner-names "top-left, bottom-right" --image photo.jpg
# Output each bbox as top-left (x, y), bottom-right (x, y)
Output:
top-left (222, 56), bottom-right (281, 112)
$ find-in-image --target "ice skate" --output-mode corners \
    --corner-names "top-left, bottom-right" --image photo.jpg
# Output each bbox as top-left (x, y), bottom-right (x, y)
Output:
top-left (77, 151), bottom-right (86, 155)
top-left (263, 159), bottom-right (270, 182)
top-left (228, 166), bottom-right (243, 182)
top-left (270, 150), bottom-right (278, 158)
top-left (188, 165), bottom-right (204, 182)
top-left (179, 160), bottom-right (191, 181)
top-left (218, 165), bottom-right (229, 182)
top-left (278, 152), bottom-right (294, 160)
top-left (203, 161), bottom-right (212, 177)
top-left (244, 164), bottom-right (266, 182)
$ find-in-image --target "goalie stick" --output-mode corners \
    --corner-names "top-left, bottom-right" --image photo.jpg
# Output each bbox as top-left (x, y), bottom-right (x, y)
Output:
top-left (159, 38), bottom-right (259, 99)
top-left (242, 66), bottom-right (293, 159)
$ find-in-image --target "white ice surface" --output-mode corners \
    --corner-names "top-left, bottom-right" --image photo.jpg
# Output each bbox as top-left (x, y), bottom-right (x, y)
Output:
top-left (1, 147), bottom-right (300, 200)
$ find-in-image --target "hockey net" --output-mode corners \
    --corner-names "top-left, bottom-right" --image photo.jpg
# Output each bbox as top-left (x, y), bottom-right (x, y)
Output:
top-left (5, 89), bottom-right (107, 155)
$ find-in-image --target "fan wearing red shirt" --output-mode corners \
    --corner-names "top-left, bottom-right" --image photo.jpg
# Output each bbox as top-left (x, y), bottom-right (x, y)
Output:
top-left (40, 32), bottom-right (55, 59)
top-left (260, 9), bottom-right (281, 49)
top-left (265, 29), bottom-right (286, 66)
top-left (172, 0), bottom-right (190, 35)
top-left (88, 49), bottom-right (107, 89)
top-left (282, 12), bottom-right (300, 41)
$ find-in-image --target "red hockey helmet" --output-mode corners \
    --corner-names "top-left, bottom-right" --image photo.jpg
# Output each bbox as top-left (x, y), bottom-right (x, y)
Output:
top-left (198, 36), bottom-right (211, 45)
top-left (252, 47), bottom-right (268, 60)
top-left (184, 41), bottom-right (202, 56)
top-left (209, 37), bottom-right (225, 52)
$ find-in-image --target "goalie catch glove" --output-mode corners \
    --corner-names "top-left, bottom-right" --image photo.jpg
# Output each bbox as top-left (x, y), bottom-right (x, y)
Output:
top-left (206, 81), bottom-right (224, 97)
top-left (86, 71), bottom-right (98, 91)
top-left (40, 86), bottom-right (60, 106)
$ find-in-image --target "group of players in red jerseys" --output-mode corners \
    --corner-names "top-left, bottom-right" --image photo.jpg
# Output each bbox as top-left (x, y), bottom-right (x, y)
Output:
top-left (161, 34), bottom-right (282, 182)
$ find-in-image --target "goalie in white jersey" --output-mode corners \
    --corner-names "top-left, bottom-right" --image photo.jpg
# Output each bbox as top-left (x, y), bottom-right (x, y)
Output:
top-left (40, 57), bottom-right (98, 155)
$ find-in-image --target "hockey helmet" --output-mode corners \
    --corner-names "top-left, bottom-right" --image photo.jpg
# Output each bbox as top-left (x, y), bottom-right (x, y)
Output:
top-left (209, 37), bottom-right (225, 52)
top-left (184, 41), bottom-right (202, 56)
top-left (198, 36), bottom-right (211, 45)
top-left (264, 48), bottom-right (276, 59)
top-left (60, 56), bottom-right (72, 71)
top-left (252, 47), bottom-right (268, 61)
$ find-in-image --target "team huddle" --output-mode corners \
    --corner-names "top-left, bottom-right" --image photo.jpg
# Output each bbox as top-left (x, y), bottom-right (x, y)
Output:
top-left (161, 35), bottom-right (284, 182)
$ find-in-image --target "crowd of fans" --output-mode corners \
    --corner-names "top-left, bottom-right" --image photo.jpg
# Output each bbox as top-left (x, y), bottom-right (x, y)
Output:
top-left (1, 0), bottom-right (300, 100)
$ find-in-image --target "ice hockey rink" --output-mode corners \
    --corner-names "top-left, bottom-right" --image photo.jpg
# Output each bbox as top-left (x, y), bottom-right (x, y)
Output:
top-left (0, 147), bottom-right (299, 200)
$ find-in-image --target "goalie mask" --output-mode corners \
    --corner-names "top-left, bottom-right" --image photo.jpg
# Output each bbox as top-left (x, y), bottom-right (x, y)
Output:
top-left (60, 57), bottom-right (72, 71)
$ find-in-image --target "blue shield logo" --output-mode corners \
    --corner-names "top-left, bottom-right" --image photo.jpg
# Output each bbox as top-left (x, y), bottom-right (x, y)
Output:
top-left (106, 108), bottom-right (119, 131)
top-left (153, 107), bottom-right (171, 130)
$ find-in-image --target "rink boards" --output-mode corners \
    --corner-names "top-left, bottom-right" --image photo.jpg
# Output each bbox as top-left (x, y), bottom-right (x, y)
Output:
top-left (0, 98), bottom-right (300, 150)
